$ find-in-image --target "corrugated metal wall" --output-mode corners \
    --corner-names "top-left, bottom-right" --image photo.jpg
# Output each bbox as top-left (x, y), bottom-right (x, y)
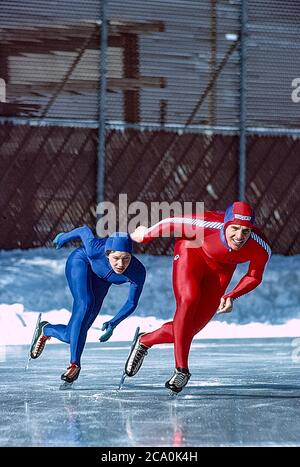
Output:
top-left (247, 1), bottom-right (300, 128)
top-left (107, 0), bottom-right (241, 126)
top-left (0, 1), bottom-right (299, 254)
top-left (106, 0), bottom-right (300, 129)
top-left (0, 0), bottom-right (100, 120)
top-left (1, 0), bottom-right (299, 127)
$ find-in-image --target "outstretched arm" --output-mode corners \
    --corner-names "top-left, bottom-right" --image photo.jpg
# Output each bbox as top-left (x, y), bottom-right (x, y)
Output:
top-left (53, 225), bottom-right (95, 256)
top-left (131, 217), bottom-right (206, 244)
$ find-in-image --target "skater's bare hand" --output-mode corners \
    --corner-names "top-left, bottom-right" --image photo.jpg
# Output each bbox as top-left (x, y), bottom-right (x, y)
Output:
top-left (130, 226), bottom-right (147, 243)
top-left (217, 297), bottom-right (233, 314)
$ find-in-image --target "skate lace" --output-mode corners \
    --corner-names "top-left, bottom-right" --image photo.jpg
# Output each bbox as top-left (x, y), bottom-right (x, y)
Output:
top-left (172, 371), bottom-right (188, 387)
top-left (132, 345), bottom-right (147, 368)
top-left (35, 335), bottom-right (48, 354)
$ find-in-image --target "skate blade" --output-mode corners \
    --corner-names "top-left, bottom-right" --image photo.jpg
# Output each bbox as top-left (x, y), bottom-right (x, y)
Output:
top-left (118, 371), bottom-right (127, 391)
top-left (117, 326), bottom-right (140, 390)
top-left (25, 312), bottom-right (42, 371)
top-left (25, 358), bottom-right (31, 371)
top-left (129, 326), bottom-right (140, 353)
top-left (59, 381), bottom-right (74, 391)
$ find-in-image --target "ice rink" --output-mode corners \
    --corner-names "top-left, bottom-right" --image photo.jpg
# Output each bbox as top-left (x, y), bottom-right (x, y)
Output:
top-left (1, 337), bottom-right (300, 447)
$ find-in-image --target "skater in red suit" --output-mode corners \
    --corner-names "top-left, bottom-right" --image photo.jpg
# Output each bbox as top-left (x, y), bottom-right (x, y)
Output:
top-left (125, 201), bottom-right (271, 393)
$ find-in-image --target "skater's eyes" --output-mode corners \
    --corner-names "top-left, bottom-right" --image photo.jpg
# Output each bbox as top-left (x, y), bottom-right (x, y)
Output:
top-left (231, 227), bottom-right (250, 235)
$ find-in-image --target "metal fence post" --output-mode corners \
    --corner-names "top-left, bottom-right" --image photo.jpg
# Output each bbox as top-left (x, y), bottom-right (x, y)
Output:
top-left (98, 0), bottom-right (108, 204)
top-left (239, 0), bottom-right (247, 201)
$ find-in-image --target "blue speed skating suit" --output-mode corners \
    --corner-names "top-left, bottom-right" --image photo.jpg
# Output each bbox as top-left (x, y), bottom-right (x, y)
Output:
top-left (44, 226), bottom-right (146, 365)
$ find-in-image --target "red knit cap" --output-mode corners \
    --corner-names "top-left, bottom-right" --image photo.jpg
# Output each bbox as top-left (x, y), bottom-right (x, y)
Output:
top-left (224, 201), bottom-right (256, 229)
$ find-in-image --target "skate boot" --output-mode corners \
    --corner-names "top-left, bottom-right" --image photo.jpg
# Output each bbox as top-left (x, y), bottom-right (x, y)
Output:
top-left (61, 363), bottom-right (81, 383)
top-left (125, 333), bottom-right (149, 377)
top-left (165, 368), bottom-right (191, 394)
top-left (30, 321), bottom-right (51, 359)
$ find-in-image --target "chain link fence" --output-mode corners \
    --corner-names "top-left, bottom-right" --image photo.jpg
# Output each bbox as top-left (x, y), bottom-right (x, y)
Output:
top-left (0, 0), bottom-right (299, 253)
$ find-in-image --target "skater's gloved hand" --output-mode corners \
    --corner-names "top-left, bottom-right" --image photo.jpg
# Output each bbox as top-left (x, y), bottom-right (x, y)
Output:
top-left (99, 322), bottom-right (114, 342)
top-left (53, 232), bottom-right (66, 249)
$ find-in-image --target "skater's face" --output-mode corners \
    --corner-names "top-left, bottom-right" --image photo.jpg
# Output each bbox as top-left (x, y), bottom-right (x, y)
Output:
top-left (107, 251), bottom-right (132, 274)
top-left (225, 224), bottom-right (251, 250)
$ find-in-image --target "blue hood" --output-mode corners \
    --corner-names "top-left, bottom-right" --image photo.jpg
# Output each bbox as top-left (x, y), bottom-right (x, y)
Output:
top-left (105, 232), bottom-right (133, 254)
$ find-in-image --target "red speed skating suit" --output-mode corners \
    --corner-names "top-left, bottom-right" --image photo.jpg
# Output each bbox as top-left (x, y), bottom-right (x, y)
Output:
top-left (139, 207), bottom-right (271, 369)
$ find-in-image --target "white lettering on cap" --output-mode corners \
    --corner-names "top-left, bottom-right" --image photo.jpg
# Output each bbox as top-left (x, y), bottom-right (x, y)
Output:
top-left (234, 214), bottom-right (251, 221)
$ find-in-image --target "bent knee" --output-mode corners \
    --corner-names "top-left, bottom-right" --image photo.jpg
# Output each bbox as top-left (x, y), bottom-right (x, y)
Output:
top-left (176, 294), bottom-right (200, 311)
top-left (74, 298), bottom-right (93, 315)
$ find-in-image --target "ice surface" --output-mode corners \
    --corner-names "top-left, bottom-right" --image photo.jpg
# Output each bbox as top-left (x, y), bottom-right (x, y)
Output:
top-left (1, 338), bottom-right (300, 447)
top-left (1, 248), bottom-right (300, 446)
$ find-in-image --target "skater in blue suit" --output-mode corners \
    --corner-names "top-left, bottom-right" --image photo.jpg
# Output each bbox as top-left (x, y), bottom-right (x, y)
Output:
top-left (30, 226), bottom-right (146, 383)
